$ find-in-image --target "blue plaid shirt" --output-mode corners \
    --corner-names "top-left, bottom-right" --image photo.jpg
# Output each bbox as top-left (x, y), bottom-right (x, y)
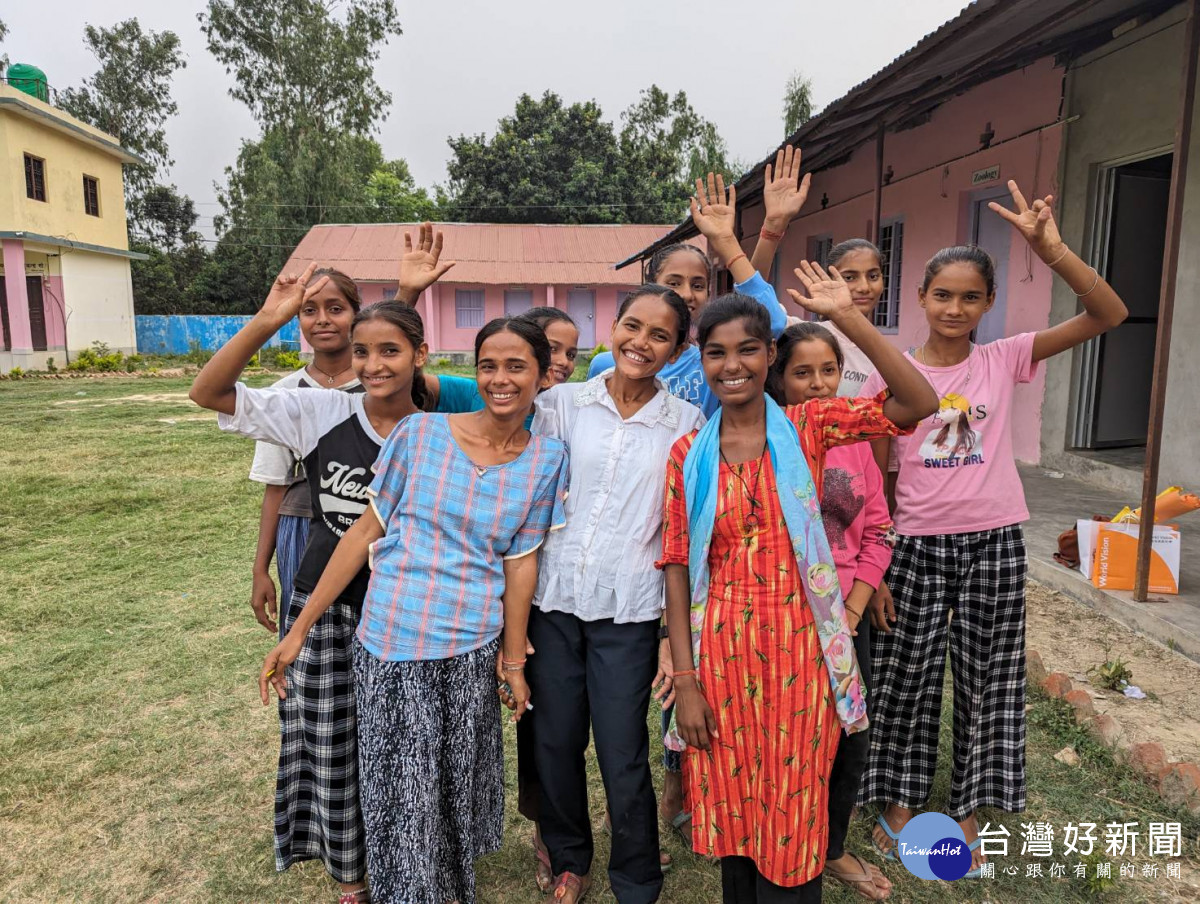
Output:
top-left (360, 413), bottom-right (568, 661)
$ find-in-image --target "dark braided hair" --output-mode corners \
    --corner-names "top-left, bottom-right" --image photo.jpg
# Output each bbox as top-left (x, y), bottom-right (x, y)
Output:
top-left (350, 301), bottom-right (428, 408)
top-left (646, 242), bottom-right (711, 283)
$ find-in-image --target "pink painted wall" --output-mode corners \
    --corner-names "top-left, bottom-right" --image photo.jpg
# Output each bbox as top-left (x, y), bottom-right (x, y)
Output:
top-left (42, 275), bottom-right (67, 349)
top-left (352, 280), bottom-right (637, 353)
top-left (736, 58), bottom-right (1065, 463)
top-left (2, 240), bottom-right (32, 351)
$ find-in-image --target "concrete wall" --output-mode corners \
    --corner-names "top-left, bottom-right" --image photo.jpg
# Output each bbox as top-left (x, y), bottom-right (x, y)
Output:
top-left (1041, 7), bottom-right (1196, 493)
top-left (735, 59), bottom-right (1065, 462)
top-left (59, 250), bottom-right (136, 354)
top-left (136, 315), bottom-right (301, 355)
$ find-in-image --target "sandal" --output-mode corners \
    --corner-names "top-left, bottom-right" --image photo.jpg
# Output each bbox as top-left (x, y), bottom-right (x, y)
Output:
top-left (533, 834), bottom-right (553, 893)
top-left (602, 812), bottom-right (672, 873)
top-left (337, 890), bottom-right (370, 904)
top-left (825, 853), bottom-right (892, 900)
top-left (962, 837), bottom-right (985, 879)
top-left (552, 871), bottom-right (591, 903)
top-left (872, 813), bottom-right (902, 862)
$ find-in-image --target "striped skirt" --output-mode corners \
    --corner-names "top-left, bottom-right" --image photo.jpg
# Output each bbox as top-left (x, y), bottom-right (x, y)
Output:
top-left (353, 637), bottom-right (504, 904)
top-left (273, 589), bottom-right (365, 883)
top-left (274, 514), bottom-right (310, 641)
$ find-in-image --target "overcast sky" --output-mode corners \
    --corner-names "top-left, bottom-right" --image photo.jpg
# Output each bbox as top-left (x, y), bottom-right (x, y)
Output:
top-left (5, 0), bottom-right (968, 236)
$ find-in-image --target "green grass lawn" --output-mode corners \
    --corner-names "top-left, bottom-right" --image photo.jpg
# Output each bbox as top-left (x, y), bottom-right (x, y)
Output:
top-left (2, 373), bottom-right (1197, 903)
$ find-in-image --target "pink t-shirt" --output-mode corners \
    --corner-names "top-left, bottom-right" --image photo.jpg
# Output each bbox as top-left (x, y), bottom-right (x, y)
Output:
top-left (823, 441), bottom-right (893, 595)
top-left (864, 332), bottom-right (1040, 537)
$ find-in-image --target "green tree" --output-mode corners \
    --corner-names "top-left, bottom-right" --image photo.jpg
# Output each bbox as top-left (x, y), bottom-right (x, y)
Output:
top-left (58, 19), bottom-right (187, 230)
top-left (0, 17), bottom-right (9, 74)
top-left (129, 185), bottom-right (209, 315)
top-left (444, 91), bottom-right (626, 224)
top-left (198, 0), bottom-right (401, 134)
top-left (363, 159), bottom-right (438, 223)
top-left (199, 0), bottom-right (409, 298)
top-left (783, 71), bottom-right (815, 136)
top-left (619, 85), bottom-right (741, 222)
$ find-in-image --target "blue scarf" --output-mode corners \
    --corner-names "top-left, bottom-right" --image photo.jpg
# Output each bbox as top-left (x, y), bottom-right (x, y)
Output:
top-left (666, 396), bottom-right (868, 751)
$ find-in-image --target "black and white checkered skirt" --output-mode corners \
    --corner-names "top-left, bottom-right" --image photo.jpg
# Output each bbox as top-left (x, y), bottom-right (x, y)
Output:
top-left (859, 525), bottom-right (1028, 821)
top-left (353, 637), bottom-right (504, 904)
top-left (273, 590), bottom-right (365, 883)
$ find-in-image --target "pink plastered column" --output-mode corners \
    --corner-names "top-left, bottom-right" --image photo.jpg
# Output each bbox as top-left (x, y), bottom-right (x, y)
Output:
top-left (2, 241), bottom-right (32, 352)
top-left (546, 285), bottom-right (556, 309)
top-left (422, 285), bottom-right (440, 353)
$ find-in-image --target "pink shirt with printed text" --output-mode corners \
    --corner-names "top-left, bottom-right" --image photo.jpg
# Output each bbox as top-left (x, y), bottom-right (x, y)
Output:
top-left (863, 332), bottom-right (1040, 537)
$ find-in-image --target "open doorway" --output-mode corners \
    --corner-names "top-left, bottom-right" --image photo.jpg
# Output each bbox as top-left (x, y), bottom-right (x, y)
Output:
top-left (1072, 152), bottom-right (1171, 461)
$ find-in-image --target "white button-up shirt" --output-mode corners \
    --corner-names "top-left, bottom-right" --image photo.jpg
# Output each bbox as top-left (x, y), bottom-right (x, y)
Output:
top-left (531, 370), bottom-right (705, 623)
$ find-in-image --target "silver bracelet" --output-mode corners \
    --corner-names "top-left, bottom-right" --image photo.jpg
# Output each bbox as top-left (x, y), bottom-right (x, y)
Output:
top-left (1076, 267), bottom-right (1101, 298)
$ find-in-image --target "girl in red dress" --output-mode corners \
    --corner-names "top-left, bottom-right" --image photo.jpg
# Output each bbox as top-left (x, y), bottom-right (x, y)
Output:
top-left (660, 263), bottom-right (936, 902)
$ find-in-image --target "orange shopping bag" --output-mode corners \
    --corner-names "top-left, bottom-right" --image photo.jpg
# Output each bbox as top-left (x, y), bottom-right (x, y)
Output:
top-left (1090, 523), bottom-right (1181, 594)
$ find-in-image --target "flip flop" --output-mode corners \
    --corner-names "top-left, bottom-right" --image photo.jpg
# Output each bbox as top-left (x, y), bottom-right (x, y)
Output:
top-left (533, 836), bottom-right (553, 893)
top-left (825, 853), bottom-right (892, 901)
top-left (872, 813), bottom-right (902, 862)
top-left (961, 837), bottom-right (985, 879)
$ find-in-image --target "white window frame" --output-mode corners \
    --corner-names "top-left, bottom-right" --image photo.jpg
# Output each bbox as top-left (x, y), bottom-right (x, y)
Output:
top-left (455, 289), bottom-right (485, 329)
top-left (873, 218), bottom-right (904, 333)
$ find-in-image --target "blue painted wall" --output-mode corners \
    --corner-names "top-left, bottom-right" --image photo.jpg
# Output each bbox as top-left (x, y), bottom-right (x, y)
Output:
top-left (136, 316), bottom-right (302, 355)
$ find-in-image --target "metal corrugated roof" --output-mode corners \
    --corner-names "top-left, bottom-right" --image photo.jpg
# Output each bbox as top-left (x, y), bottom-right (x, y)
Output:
top-left (284, 222), bottom-right (679, 285)
top-left (620, 0), bottom-right (1179, 267)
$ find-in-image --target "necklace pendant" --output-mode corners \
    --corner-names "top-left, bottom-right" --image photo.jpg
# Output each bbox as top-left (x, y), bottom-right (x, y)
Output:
top-left (474, 465), bottom-right (488, 477)
top-left (745, 511), bottom-right (760, 529)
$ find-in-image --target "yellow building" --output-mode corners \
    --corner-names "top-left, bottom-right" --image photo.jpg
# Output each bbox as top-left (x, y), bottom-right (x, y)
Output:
top-left (0, 81), bottom-right (146, 370)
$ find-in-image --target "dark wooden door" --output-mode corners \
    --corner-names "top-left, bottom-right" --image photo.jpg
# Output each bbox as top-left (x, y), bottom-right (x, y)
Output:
top-left (0, 280), bottom-right (10, 351)
top-left (26, 276), bottom-right (47, 351)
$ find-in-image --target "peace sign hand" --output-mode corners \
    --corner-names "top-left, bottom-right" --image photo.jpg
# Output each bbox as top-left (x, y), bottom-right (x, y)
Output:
top-left (787, 261), bottom-right (857, 321)
top-left (689, 172), bottom-right (737, 243)
top-left (397, 222), bottom-right (456, 303)
top-left (989, 179), bottom-right (1066, 263)
top-left (260, 262), bottom-right (328, 326)
top-left (762, 145), bottom-right (812, 226)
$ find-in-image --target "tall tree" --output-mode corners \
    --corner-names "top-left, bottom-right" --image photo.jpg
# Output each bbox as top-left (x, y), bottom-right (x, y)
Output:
top-left (198, 0), bottom-right (401, 135)
top-left (58, 19), bottom-right (187, 230)
top-left (199, 0), bottom-right (407, 296)
top-left (129, 184), bottom-right (209, 315)
top-left (619, 85), bottom-right (741, 222)
top-left (445, 91), bottom-right (626, 224)
top-left (782, 71), bottom-right (815, 136)
top-left (0, 17), bottom-right (9, 74)
top-left (362, 159), bottom-right (438, 223)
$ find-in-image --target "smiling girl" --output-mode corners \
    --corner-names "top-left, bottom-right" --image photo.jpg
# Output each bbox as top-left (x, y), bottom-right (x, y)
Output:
top-left (191, 250), bottom-right (448, 903)
top-left (246, 269), bottom-right (362, 639)
top-left (659, 264), bottom-right (935, 903)
top-left (526, 284), bottom-right (704, 904)
top-left (259, 316), bottom-right (569, 904)
top-left (859, 181), bottom-right (1128, 879)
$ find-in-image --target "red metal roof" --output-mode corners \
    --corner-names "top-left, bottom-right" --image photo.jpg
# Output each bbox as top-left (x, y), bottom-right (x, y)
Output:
top-left (284, 222), bottom-right (681, 285)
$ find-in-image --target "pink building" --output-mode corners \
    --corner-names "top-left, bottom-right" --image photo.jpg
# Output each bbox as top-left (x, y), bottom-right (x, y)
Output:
top-left (284, 222), bottom-right (677, 354)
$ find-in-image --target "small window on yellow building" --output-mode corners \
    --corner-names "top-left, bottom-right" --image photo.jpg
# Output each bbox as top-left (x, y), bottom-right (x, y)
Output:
top-left (83, 176), bottom-right (100, 217)
top-left (24, 154), bottom-right (47, 202)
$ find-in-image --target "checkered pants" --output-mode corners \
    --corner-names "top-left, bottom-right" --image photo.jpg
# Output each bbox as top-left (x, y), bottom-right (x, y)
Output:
top-left (274, 589), bottom-right (366, 883)
top-left (858, 525), bottom-right (1028, 821)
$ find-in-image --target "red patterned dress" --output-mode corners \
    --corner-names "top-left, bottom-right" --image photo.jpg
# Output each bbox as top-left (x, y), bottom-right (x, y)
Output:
top-left (659, 395), bottom-right (900, 887)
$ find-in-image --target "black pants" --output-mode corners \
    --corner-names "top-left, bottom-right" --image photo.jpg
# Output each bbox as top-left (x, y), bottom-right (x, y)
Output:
top-left (527, 607), bottom-right (662, 904)
top-left (826, 620), bottom-right (871, 860)
top-left (516, 714), bottom-right (539, 821)
top-left (721, 857), bottom-right (822, 903)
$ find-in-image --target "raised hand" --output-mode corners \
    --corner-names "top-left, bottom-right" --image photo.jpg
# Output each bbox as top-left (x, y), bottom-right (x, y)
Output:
top-left (989, 179), bottom-right (1066, 263)
top-left (788, 261), bottom-right (857, 321)
top-left (762, 145), bottom-right (812, 227)
top-left (260, 261), bottom-right (327, 325)
top-left (397, 222), bottom-right (456, 303)
top-left (689, 172), bottom-right (737, 243)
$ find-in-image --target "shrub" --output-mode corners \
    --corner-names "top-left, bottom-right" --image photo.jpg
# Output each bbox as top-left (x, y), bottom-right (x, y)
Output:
top-left (275, 350), bottom-right (303, 370)
top-left (247, 353), bottom-right (260, 369)
top-left (7, 366), bottom-right (25, 379)
top-left (45, 357), bottom-right (57, 373)
top-left (185, 341), bottom-right (214, 366)
top-left (68, 341), bottom-right (126, 373)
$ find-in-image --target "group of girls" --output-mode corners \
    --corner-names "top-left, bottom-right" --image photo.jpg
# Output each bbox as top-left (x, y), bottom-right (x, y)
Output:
top-left (189, 140), bottom-right (1129, 904)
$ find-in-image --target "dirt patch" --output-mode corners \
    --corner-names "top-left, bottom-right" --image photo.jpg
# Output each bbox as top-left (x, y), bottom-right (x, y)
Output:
top-left (1028, 581), bottom-right (1200, 766)
top-left (54, 392), bottom-right (195, 408)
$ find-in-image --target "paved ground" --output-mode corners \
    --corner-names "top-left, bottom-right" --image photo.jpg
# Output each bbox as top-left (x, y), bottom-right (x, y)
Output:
top-left (1020, 464), bottom-right (1200, 663)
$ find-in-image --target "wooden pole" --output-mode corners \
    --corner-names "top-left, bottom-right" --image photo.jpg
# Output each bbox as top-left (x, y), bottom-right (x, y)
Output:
top-left (1134, 0), bottom-right (1200, 600)
top-left (872, 124), bottom-right (885, 242)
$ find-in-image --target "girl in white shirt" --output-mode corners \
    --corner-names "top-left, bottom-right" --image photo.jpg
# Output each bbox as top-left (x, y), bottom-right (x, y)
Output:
top-left (525, 284), bottom-right (704, 904)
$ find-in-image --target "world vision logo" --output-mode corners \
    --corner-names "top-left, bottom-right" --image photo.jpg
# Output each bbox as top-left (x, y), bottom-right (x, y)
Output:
top-left (895, 813), bottom-right (973, 881)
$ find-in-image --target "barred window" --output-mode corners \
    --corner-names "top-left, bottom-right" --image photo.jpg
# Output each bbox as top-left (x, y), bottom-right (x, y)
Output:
top-left (83, 176), bottom-right (100, 216)
top-left (874, 219), bottom-right (904, 330)
top-left (455, 289), bottom-right (485, 328)
top-left (25, 154), bottom-right (46, 202)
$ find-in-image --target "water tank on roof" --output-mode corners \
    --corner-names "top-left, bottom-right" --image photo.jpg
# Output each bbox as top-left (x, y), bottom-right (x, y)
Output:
top-left (7, 64), bottom-right (50, 103)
